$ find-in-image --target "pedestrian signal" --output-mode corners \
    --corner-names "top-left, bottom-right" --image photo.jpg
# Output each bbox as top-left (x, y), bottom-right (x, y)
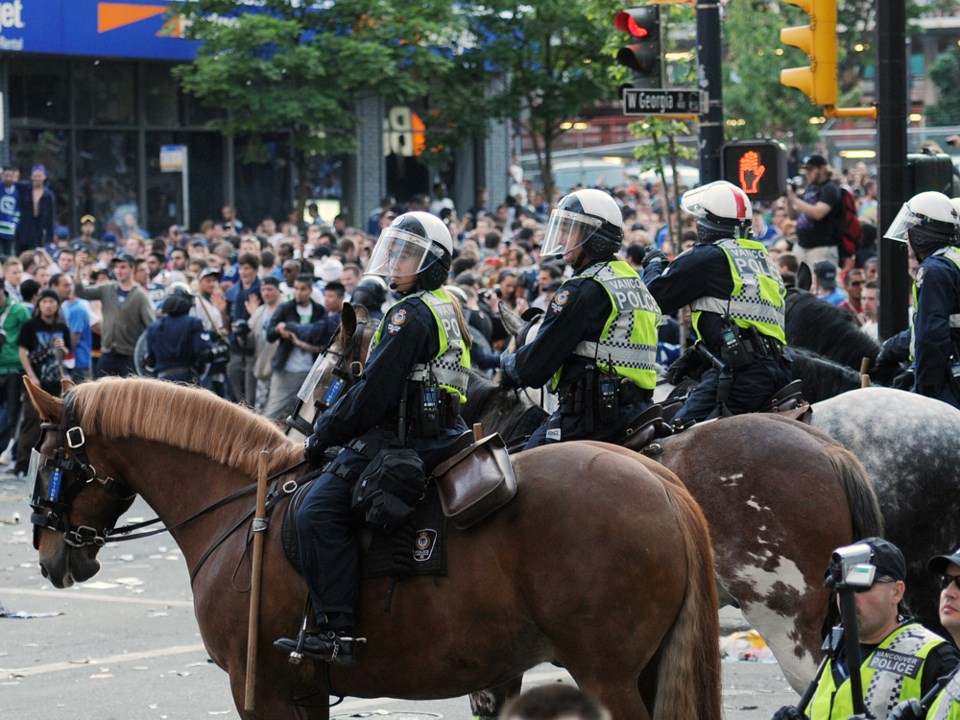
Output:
top-left (721, 141), bottom-right (787, 203)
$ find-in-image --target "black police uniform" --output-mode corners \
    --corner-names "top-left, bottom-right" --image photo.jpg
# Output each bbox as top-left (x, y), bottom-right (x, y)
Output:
top-left (644, 244), bottom-right (791, 421)
top-left (144, 311), bottom-right (212, 384)
top-left (295, 294), bottom-right (468, 636)
top-left (502, 257), bottom-right (654, 449)
top-left (912, 247), bottom-right (960, 407)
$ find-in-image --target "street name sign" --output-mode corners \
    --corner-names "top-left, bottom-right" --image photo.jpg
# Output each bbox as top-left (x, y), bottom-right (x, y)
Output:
top-left (622, 88), bottom-right (702, 116)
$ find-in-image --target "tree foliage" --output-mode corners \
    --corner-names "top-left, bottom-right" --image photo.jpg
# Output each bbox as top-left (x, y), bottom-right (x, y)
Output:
top-left (927, 45), bottom-right (960, 127)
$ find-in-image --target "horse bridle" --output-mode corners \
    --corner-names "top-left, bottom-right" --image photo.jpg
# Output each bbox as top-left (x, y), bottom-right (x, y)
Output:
top-left (314, 317), bottom-right (369, 411)
top-left (29, 392), bottom-right (142, 551)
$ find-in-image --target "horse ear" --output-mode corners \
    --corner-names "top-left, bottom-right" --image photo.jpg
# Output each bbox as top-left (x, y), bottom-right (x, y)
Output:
top-left (353, 304), bottom-right (370, 324)
top-left (339, 303), bottom-right (357, 344)
top-left (499, 301), bottom-right (524, 338)
top-left (61, 377), bottom-right (77, 394)
top-left (23, 375), bottom-right (63, 422)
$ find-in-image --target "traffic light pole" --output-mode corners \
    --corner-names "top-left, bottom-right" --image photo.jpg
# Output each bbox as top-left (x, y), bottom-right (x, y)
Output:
top-left (697, 0), bottom-right (724, 184)
top-left (877, 0), bottom-right (909, 341)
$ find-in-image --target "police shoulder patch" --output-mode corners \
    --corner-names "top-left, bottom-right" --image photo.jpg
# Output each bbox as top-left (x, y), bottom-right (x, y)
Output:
top-left (915, 267), bottom-right (926, 288)
top-left (386, 307), bottom-right (408, 335)
top-left (549, 288), bottom-right (571, 315)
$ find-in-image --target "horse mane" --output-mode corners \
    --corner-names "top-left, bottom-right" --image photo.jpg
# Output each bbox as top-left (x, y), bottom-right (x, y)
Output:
top-left (69, 378), bottom-right (304, 477)
top-left (463, 369), bottom-right (547, 442)
top-left (787, 346), bottom-right (863, 403)
top-left (785, 290), bottom-right (880, 370)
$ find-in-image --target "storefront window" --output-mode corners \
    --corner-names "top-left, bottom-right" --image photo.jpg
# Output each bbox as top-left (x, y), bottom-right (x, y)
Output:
top-left (146, 132), bottom-right (223, 234)
top-left (144, 64), bottom-right (181, 127)
top-left (234, 135), bottom-right (293, 230)
top-left (74, 61), bottom-right (136, 126)
top-left (9, 59), bottom-right (69, 125)
top-left (76, 131), bottom-right (138, 234)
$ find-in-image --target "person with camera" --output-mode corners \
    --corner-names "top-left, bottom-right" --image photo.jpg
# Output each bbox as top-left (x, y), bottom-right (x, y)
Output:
top-left (264, 273), bottom-right (334, 424)
top-left (642, 181), bottom-right (791, 422)
top-left (498, 188), bottom-right (660, 448)
top-left (885, 547), bottom-right (960, 720)
top-left (772, 538), bottom-right (958, 720)
top-left (880, 192), bottom-right (960, 408)
top-left (143, 284), bottom-right (215, 385)
top-left (274, 212), bottom-right (471, 666)
top-left (785, 154), bottom-right (843, 269)
top-left (223, 252), bottom-right (261, 405)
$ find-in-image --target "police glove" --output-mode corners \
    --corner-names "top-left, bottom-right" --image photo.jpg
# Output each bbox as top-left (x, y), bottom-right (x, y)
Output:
top-left (304, 435), bottom-right (328, 466)
top-left (872, 350), bottom-right (904, 386)
top-left (666, 347), bottom-right (705, 385)
top-left (641, 246), bottom-right (668, 270)
top-left (886, 699), bottom-right (923, 720)
top-left (771, 705), bottom-right (805, 720)
top-left (892, 368), bottom-right (915, 391)
top-left (499, 371), bottom-right (519, 391)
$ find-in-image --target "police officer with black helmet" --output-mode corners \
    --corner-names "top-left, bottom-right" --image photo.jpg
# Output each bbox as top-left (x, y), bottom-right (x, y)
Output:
top-left (881, 191), bottom-right (960, 408)
top-left (143, 283), bottom-right (214, 385)
top-left (499, 188), bottom-right (661, 448)
top-left (274, 211), bottom-right (471, 667)
top-left (643, 180), bottom-right (791, 421)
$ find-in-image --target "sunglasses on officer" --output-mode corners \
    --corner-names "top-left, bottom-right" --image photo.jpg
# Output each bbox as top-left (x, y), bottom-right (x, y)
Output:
top-left (939, 575), bottom-right (960, 591)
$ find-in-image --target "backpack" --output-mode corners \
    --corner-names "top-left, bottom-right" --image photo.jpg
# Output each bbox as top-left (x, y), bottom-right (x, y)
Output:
top-left (836, 187), bottom-right (864, 260)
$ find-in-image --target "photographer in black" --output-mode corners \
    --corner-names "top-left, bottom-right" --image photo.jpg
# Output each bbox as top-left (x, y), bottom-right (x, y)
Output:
top-left (785, 154), bottom-right (842, 269)
top-left (223, 253), bottom-right (261, 405)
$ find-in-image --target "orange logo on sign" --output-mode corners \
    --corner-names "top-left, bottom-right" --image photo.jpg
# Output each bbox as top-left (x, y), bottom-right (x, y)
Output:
top-left (97, 3), bottom-right (168, 34)
top-left (738, 150), bottom-right (766, 194)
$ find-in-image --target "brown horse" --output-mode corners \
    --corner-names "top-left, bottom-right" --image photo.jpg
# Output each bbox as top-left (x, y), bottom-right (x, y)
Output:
top-left (26, 376), bottom-right (721, 720)
top-left (300, 304), bottom-right (884, 700)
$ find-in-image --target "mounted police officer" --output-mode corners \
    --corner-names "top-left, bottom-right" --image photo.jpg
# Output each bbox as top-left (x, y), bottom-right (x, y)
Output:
top-left (881, 191), bottom-right (960, 408)
top-left (274, 211), bottom-right (471, 666)
top-left (643, 180), bottom-right (790, 421)
top-left (772, 538), bottom-right (959, 720)
top-left (144, 284), bottom-right (214, 385)
top-left (498, 188), bottom-right (660, 449)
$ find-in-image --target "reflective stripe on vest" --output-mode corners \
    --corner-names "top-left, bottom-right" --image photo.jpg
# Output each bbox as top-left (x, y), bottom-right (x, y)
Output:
top-left (807, 623), bottom-right (945, 720)
top-left (910, 246), bottom-right (960, 360)
top-left (374, 288), bottom-right (471, 402)
top-left (553, 260), bottom-right (660, 390)
top-left (928, 672), bottom-right (960, 720)
top-left (690, 237), bottom-right (787, 344)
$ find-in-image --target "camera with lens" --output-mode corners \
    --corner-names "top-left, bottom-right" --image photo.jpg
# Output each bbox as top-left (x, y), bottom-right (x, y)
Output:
top-left (829, 542), bottom-right (876, 590)
top-left (231, 319), bottom-right (251, 337)
top-left (788, 176), bottom-right (805, 192)
top-left (478, 289), bottom-right (493, 302)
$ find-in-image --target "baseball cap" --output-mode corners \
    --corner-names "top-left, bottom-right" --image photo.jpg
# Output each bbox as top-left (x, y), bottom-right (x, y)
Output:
top-left (801, 154), bottom-right (828, 169)
top-left (190, 238), bottom-right (208, 248)
top-left (198, 266), bottom-right (221, 281)
top-left (80, 214), bottom-right (96, 225)
top-left (814, 260), bottom-right (838, 289)
top-left (111, 252), bottom-right (136, 265)
top-left (101, 231), bottom-right (119, 246)
top-left (928, 546), bottom-right (960, 575)
top-left (54, 225), bottom-right (69, 239)
top-left (863, 537), bottom-right (907, 581)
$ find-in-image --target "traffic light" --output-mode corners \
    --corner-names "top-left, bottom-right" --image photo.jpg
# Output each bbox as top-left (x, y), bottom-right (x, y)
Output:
top-left (721, 141), bottom-right (787, 203)
top-left (780, 0), bottom-right (837, 106)
top-left (615, 7), bottom-right (662, 90)
top-left (906, 153), bottom-right (954, 196)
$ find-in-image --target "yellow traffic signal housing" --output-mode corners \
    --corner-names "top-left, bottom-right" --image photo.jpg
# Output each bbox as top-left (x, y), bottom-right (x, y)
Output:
top-left (780, 0), bottom-right (837, 106)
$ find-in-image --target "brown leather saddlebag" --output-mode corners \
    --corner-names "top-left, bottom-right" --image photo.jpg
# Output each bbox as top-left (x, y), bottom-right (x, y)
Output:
top-left (431, 433), bottom-right (518, 530)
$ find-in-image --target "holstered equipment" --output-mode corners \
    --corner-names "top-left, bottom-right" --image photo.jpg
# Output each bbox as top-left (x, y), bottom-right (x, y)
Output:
top-left (431, 433), bottom-right (517, 530)
top-left (558, 368), bottom-right (653, 430)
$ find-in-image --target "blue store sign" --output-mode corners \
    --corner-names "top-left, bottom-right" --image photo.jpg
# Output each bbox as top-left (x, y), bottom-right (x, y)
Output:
top-left (0, 0), bottom-right (199, 60)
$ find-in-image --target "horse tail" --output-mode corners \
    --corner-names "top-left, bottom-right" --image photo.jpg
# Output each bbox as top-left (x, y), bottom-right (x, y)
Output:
top-left (825, 442), bottom-right (884, 540)
top-left (651, 480), bottom-right (722, 720)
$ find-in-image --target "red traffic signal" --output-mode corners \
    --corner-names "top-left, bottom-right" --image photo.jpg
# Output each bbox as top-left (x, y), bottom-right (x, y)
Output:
top-left (614, 7), bottom-right (661, 89)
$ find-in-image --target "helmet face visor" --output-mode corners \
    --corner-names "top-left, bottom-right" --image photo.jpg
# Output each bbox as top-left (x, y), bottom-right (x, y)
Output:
top-left (883, 203), bottom-right (919, 243)
top-left (540, 209), bottom-right (602, 258)
top-left (366, 227), bottom-right (443, 279)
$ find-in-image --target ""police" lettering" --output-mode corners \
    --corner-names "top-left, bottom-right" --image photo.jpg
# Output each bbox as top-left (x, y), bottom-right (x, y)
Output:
top-left (867, 649), bottom-right (922, 679)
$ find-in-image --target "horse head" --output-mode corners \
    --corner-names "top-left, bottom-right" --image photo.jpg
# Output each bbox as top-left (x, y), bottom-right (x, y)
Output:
top-left (305, 302), bottom-right (375, 412)
top-left (25, 377), bottom-right (136, 588)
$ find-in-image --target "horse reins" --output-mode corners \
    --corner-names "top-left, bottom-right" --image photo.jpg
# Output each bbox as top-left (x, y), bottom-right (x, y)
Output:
top-left (30, 392), bottom-right (307, 585)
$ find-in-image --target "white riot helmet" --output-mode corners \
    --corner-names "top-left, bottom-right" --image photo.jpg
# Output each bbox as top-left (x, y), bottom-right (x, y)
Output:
top-left (681, 180), bottom-right (753, 243)
top-left (540, 188), bottom-right (624, 260)
top-left (885, 191), bottom-right (959, 257)
top-left (366, 211), bottom-right (453, 291)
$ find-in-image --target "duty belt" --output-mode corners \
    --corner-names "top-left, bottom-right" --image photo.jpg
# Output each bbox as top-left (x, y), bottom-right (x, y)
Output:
top-left (739, 332), bottom-right (783, 358)
top-left (558, 379), bottom-right (652, 415)
top-left (157, 367), bottom-right (195, 379)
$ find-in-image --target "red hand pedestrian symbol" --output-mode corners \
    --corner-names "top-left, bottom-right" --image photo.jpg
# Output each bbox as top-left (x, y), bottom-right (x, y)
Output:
top-left (738, 151), bottom-right (766, 194)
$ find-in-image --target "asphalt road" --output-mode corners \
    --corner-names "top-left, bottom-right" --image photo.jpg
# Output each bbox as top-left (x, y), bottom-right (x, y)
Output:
top-left (1, 474), bottom-right (798, 720)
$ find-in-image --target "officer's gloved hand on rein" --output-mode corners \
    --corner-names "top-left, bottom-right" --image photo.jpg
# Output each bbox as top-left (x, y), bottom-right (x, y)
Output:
top-left (771, 705), bottom-right (805, 720)
top-left (666, 347), bottom-right (704, 385)
top-left (872, 351), bottom-right (904, 386)
top-left (304, 435), bottom-right (328, 466)
top-left (498, 371), bottom-right (519, 391)
top-left (886, 699), bottom-right (923, 720)
top-left (641, 246), bottom-right (668, 270)
top-left (892, 368), bottom-right (916, 391)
